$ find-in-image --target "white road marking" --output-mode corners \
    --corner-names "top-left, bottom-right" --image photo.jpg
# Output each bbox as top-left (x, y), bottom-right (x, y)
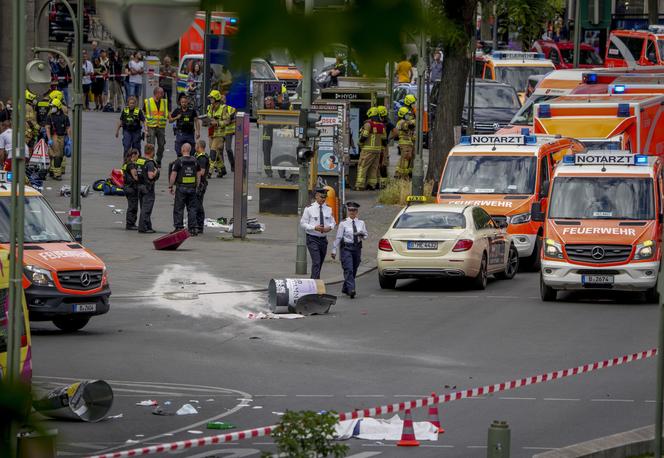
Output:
top-left (346, 453), bottom-right (384, 457)
top-left (591, 398), bottom-right (634, 402)
top-left (467, 445), bottom-right (488, 448)
top-left (393, 394), bottom-right (426, 398)
top-left (646, 400), bottom-right (656, 403)
top-left (295, 394), bottom-right (335, 397)
top-left (487, 295), bottom-right (520, 299)
top-left (346, 395), bottom-right (385, 398)
top-left (253, 394), bottom-right (288, 397)
top-left (523, 446), bottom-right (556, 450)
top-left (499, 396), bottom-right (536, 400)
top-left (543, 398), bottom-right (580, 401)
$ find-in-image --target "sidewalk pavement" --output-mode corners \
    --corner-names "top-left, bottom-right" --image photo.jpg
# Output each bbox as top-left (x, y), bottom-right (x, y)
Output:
top-left (40, 111), bottom-right (405, 295)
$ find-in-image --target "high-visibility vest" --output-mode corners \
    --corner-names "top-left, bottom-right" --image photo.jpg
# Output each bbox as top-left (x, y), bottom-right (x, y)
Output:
top-left (144, 97), bottom-right (168, 128)
top-left (207, 103), bottom-right (225, 137)
top-left (223, 105), bottom-right (237, 136)
top-left (360, 120), bottom-right (386, 152)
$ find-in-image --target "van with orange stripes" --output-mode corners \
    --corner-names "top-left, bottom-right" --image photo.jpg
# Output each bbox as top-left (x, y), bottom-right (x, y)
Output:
top-left (533, 93), bottom-right (664, 155)
top-left (535, 151), bottom-right (662, 302)
top-left (437, 134), bottom-right (585, 269)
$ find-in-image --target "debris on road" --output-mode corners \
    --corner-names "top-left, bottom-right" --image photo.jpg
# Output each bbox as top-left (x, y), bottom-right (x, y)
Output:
top-left (207, 421), bottom-right (236, 430)
top-left (33, 380), bottom-right (114, 423)
top-left (267, 278), bottom-right (336, 315)
top-left (187, 430), bottom-right (203, 434)
top-left (334, 415), bottom-right (439, 441)
top-left (175, 403), bottom-right (198, 415)
top-left (107, 413), bottom-right (123, 419)
top-left (135, 400), bottom-right (158, 406)
top-left (247, 311), bottom-right (304, 320)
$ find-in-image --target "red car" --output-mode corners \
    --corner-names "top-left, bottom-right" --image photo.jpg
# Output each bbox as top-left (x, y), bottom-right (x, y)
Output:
top-left (531, 40), bottom-right (603, 69)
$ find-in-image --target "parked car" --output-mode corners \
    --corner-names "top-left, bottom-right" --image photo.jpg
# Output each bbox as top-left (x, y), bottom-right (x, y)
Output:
top-left (531, 40), bottom-right (603, 69)
top-left (462, 79), bottom-right (521, 134)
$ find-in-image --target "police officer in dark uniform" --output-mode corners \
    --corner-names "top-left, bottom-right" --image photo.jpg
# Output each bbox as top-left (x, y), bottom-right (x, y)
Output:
top-left (194, 139), bottom-right (210, 234)
top-left (137, 143), bottom-right (160, 233)
top-left (122, 148), bottom-right (140, 230)
top-left (169, 93), bottom-right (200, 157)
top-left (331, 202), bottom-right (368, 298)
top-left (169, 142), bottom-right (201, 235)
top-left (115, 96), bottom-right (145, 156)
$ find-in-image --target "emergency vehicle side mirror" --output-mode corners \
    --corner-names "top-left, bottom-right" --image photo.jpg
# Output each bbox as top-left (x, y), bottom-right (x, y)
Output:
top-left (539, 180), bottom-right (550, 198)
top-left (531, 202), bottom-right (544, 222)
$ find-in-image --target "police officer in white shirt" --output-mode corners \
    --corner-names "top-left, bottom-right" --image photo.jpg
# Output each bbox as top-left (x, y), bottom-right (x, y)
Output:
top-left (331, 202), bottom-right (368, 298)
top-left (300, 187), bottom-right (336, 279)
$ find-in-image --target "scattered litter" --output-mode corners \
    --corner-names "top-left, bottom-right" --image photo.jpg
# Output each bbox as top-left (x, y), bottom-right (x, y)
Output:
top-left (176, 403), bottom-right (198, 416)
top-left (46, 187), bottom-right (53, 191)
top-left (374, 205), bottom-right (384, 208)
top-left (125, 439), bottom-right (139, 444)
top-left (107, 413), bottom-right (123, 419)
top-left (135, 434), bottom-right (144, 438)
top-left (207, 421), bottom-right (236, 430)
top-left (272, 412), bottom-right (284, 416)
top-left (136, 400), bottom-right (158, 406)
top-left (112, 208), bottom-right (124, 214)
top-left (205, 217), bottom-right (265, 234)
top-left (145, 323), bottom-right (152, 327)
top-left (164, 401), bottom-right (172, 405)
top-left (152, 402), bottom-right (175, 416)
top-left (107, 205), bottom-right (115, 208)
top-left (188, 400), bottom-right (200, 403)
top-left (444, 385), bottom-right (457, 389)
top-left (206, 399), bottom-right (215, 402)
top-left (335, 415), bottom-right (439, 441)
top-left (252, 406), bottom-right (263, 409)
top-left (247, 312), bottom-right (304, 320)
top-left (187, 430), bottom-right (203, 435)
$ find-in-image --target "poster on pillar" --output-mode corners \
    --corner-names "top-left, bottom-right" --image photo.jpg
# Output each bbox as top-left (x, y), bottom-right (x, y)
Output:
top-left (205, 35), bottom-right (249, 112)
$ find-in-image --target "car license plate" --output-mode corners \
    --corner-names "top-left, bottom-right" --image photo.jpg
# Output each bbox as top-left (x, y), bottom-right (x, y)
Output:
top-left (582, 274), bottom-right (614, 285)
top-left (407, 241), bottom-right (438, 250)
top-left (74, 304), bottom-right (96, 313)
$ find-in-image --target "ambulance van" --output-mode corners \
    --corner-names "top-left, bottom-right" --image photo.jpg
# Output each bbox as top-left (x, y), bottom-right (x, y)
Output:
top-left (0, 250), bottom-right (32, 382)
top-left (0, 172), bottom-right (110, 331)
top-left (476, 51), bottom-right (556, 102)
top-left (536, 151), bottom-right (662, 302)
top-left (437, 134), bottom-right (585, 269)
top-left (533, 93), bottom-right (664, 155)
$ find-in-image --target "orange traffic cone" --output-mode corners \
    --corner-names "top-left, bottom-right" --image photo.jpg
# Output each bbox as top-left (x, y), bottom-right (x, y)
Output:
top-left (428, 393), bottom-right (445, 434)
top-left (397, 409), bottom-right (420, 447)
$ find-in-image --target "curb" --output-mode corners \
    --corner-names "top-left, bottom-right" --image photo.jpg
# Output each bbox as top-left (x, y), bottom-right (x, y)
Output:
top-left (532, 425), bottom-right (654, 458)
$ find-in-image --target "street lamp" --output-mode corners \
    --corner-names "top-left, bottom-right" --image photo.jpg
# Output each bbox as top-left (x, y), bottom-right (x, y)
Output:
top-left (96, 0), bottom-right (198, 50)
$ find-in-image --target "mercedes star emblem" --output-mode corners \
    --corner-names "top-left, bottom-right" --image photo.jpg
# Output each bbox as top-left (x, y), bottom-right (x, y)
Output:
top-left (591, 246), bottom-right (605, 260)
top-left (80, 272), bottom-right (91, 287)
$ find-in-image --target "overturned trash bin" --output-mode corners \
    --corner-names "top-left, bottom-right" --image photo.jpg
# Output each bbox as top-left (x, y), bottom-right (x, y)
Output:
top-left (33, 380), bottom-right (113, 422)
top-left (268, 279), bottom-right (336, 315)
top-left (153, 229), bottom-right (190, 250)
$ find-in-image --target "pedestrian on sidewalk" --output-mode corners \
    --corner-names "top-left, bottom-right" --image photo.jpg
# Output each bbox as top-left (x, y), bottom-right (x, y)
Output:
top-left (137, 144), bottom-right (159, 234)
top-left (116, 96), bottom-right (144, 156)
top-left (122, 148), bottom-right (140, 230)
top-left (331, 202), bottom-right (368, 299)
top-left (81, 50), bottom-right (93, 110)
top-left (300, 188), bottom-right (336, 279)
top-left (169, 143), bottom-right (201, 235)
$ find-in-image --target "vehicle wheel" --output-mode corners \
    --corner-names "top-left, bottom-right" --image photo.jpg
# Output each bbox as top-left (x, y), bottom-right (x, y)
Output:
top-left (378, 273), bottom-right (397, 289)
top-left (645, 286), bottom-right (660, 304)
top-left (53, 317), bottom-right (90, 332)
top-left (522, 235), bottom-right (542, 272)
top-left (472, 253), bottom-right (488, 290)
top-left (496, 244), bottom-right (519, 280)
top-left (540, 273), bottom-right (557, 302)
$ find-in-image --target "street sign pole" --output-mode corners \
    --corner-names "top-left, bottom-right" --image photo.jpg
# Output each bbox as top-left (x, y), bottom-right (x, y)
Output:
top-left (572, 0), bottom-right (581, 68)
top-left (295, 0), bottom-right (314, 275)
top-left (656, 265), bottom-right (664, 458)
top-left (412, 4), bottom-right (426, 197)
top-left (233, 112), bottom-right (249, 239)
top-left (69, 0), bottom-right (84, 241)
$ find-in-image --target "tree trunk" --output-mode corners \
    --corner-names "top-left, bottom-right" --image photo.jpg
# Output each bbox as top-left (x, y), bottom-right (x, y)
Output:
top-left (427, 0), bottom-right (477, 186)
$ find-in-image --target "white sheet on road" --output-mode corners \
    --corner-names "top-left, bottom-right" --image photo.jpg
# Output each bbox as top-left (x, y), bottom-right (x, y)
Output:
top-left (335, 415), bottom-right (439, 441)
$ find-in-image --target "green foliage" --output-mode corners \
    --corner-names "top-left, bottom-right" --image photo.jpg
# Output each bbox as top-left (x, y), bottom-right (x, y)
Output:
top-left (496, 0), bottom-right (565, 48)
top-left (202, 0), bottom-right (425, 75)
top-left (429, 1), bottom-right (478, 57)
top-left (263, 410), bottom-right (348, 458)
top-left (0, 380), bottom-right (40, 457)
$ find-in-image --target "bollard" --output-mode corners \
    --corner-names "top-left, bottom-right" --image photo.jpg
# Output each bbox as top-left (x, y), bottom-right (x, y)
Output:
top-left (487, 420), bottom-right (510, 458)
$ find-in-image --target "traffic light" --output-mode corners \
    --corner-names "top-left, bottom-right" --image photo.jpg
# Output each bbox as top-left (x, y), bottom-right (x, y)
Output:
top-left (298, 108), bottom-right (321, 142)
top-left (296, 145), bottom-right (314, 164)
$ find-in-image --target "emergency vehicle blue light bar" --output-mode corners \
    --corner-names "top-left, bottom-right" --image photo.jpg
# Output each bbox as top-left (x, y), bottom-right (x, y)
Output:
top-left (617, 103), bottom-right (630, 117)
top-left (613, 84), bottom-right (626, 93)
top-left (584, 73), bottom-right (598, 84)
top-left (524, 135), bottom-right (538, 144)
top-left (562, 155), bottom-right (575, 163)
top-left (635, 155), bottom-right (648, 165)
top-left (459, 136), bottom-right (471, 145)
top-left (0, 171), bottom-right (11, 182)
top-left (538, 104), bottom-right (551, 118)
top-left (228, 17), bottom-right (238, 24)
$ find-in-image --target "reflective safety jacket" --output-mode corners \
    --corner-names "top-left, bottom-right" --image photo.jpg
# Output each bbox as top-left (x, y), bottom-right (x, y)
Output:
top-left (396, 118), bottom-right (416, 146)
top-left (223, 104), bottom-right (237, 136)
top-left (136, 157), bottom-right (159, 185)
top-left (121, 107), bottom-right (142, 130)
top-left (144, 97), bottom-right (168, 128)
top-left (359, 119), bottom-right (387, 152)
top-left (207, 103), bottom-right (225, 137)
top-left (177, 156), bottom-right (198, 187)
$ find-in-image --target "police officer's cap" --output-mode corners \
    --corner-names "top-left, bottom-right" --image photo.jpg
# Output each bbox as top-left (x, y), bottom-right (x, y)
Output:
top-left (314, 187), bottom-right (328, 195)
top-left (346, 201), bottom-right (360, 209)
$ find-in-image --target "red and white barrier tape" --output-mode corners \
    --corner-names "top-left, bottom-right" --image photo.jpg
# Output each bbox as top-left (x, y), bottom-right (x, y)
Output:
top-left (87, 348), bottom-right (656, 458)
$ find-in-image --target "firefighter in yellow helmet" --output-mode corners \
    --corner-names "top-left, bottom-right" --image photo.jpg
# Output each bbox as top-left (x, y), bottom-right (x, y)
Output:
top-left (45, 97), bottom-right (71, 180)
top-left (355, 107), bottom-right (387, 190)
top-left (403, 94), bottom-right (417, 116)
top-left (25, 89), bottom-right (39, 154)
top-left (394, 106), bottom-right (416, 178)
top-left (221, 94), bottom-right (237, 172)
top-left (376, 105), bottom-right (393, 188)
top-left (206, 89), bottom-right (227, 177)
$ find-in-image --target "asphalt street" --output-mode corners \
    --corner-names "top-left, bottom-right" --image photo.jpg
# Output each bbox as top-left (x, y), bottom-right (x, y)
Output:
top-left (27, 111), bottom-right (661, 458)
